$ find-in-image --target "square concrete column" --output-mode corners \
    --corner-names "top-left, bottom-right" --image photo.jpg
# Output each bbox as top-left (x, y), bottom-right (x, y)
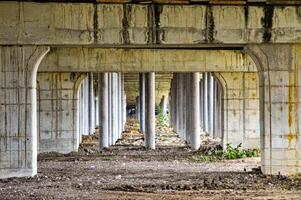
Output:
top-left (190, 73), bottom-right (201, 150)
top-left (139, 73), bottom-right (146, 133)
top-left (98, 73), bottom-right (109, 151)
top-left (145, 72), bottom-right (156, 150)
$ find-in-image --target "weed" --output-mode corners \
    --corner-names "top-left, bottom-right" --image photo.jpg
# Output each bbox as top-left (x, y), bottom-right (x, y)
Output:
top-left (191, 143), bottom-right (259, 162)
top-left (103, 156), bottom-right (114, 161)
top-left (156, 106), bottom-right (168, 127)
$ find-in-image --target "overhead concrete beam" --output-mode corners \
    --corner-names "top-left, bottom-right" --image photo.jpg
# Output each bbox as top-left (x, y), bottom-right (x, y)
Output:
top-left (2, 2), bottom-right (301, 45)
top-left (40, 48), bottom-right (257, 72)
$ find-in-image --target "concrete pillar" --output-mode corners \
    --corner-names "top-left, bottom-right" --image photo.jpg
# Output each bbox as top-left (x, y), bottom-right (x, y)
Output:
top-left (88, 72), bottom-right (95, 135)
top-left (99, 73), bottom-right (109, 150)
top-left (190, 73), bottom-right (201, 150)
top-left (118, 73), bottom-right (122, 138)
top-left (121, 75), bottom-right (126, 130)
top-left (136, 96), bottom-right (140, 120)
top-left (209, 73), bottom-right (214, 136)
top-left (185, 73), bottom-right (191, 142)
top-left (145, 72), bottom-right (156, 149)
top-left (200, 75), bottom-right (204, 129)
top-left (0, 46), bottom-right (49, 179)
top-left (204, 72), bottom-right (209, 134)
top-left (139, 73), bottom-right (146, 133)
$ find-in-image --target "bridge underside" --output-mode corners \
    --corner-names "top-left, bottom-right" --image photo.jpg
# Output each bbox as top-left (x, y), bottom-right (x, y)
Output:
top-left (1, 1), bottom-right (301, 179)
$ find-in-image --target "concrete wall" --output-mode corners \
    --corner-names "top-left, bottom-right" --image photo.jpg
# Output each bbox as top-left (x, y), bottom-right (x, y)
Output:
top-left (37, 72), bottom-right (84, 154)
top-left (216, 72), bottom-right (260, 149)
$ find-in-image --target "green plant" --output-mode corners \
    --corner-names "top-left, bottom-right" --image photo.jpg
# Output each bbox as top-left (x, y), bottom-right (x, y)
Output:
top-left (224, 143), bottom-right (259, 160)
top-left (190, 143), bottom-right (259, 162)
top-left (156, 106), bottom-right (168, 127)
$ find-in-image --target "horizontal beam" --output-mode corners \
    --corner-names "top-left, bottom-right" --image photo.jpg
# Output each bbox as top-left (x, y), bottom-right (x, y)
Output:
top-left (12, 0), bottom-right (301, 6)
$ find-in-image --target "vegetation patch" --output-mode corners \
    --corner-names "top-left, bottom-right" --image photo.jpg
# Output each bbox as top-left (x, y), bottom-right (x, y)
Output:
top-left (191, 143), bottom-right (259, 162)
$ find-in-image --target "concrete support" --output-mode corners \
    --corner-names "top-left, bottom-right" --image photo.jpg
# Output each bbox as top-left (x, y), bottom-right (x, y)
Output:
top-left (139, 73), bottom-right (146, 133)
top-left (99, 73), bottom-right (109, 150)
top-left (145, 72), bottom-right (156, 150)
top-left (136, 96), bottom-right (140, 120)
top-left (37, 72), bottom-right (84, 153)
top-left (191, 73), bottom-right (201, 150)
top-left (122, 75), bottom-right (127, 131)
top-left (0, 46), bottom-right (49, 179)
top-left (88, 72), bottom-right (95, 135)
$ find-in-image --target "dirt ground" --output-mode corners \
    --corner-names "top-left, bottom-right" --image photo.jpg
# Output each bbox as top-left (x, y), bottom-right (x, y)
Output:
top-left (1, 120), bottom-right (301, 199)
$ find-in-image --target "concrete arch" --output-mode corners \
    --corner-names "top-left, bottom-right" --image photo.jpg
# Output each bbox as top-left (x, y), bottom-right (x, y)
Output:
top-left (0, 46), bottom-right (50, 178)
top-left (36, 72), bottom-right (87, 154)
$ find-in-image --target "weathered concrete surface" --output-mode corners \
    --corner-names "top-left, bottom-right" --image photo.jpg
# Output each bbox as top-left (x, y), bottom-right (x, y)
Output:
top-left (2, 2), bottom-right (301, 45)
top-left (215, 72), bottom-right (260, 149)
top-left (247, 44), bottom-right (301, 175)
top-left (0, 46), bottom-right (49, 178)
top-left (37, 72), bottom-right (84, 154)
top-left (40, 48), bottom-right (257, 72)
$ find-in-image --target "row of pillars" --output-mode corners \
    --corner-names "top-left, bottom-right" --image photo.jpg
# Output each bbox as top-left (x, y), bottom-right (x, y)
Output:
top-left (138, 73), bottom-right (156, 149)
top-left (169, 73), bottom-right (201, 150)
top-left (98, 72), bottom-right (126, 150)
top-left (78, 73), bottom-right (96, 144)
top-left (200, 72), bottom-right (223, 138)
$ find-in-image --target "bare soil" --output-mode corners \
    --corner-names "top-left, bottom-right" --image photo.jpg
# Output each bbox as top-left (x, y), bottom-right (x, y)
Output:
top-left (1, 120), bottom-right (301, 199)
top-left (0, 145), bottom-right (301, 199)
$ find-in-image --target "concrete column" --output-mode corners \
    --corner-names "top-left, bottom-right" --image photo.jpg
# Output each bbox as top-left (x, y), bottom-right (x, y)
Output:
top-left (122, 75), bottom-right (126, 130)
top-left (190, 73), bottom-right (201, 150)
top-left (88, 72), bottom-right (95, 135)
top-left (209, 73), bottom-right (214, 136)
top-left (0, 46), bottom-right (49, 179)
top-left (139, 73), bottom-right (146, 133)
top-left (99, 73), bottom-right (109, 150)
top-left (185, 73), bottom-right (191, 142)
top-left (204, 72), bottom-right (209, 134)
top-left (136, 96), bottom-right (140, 120)
top-left (118, 73), bottom-right (122, 138)
top-left (145, 72), bottom-right (156, 149)
top-left (200, 75), bottom-right (204, 129)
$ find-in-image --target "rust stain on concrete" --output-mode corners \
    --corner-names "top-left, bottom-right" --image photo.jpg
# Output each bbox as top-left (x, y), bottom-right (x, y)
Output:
top-left (287, 54), bottom-right (299, 147)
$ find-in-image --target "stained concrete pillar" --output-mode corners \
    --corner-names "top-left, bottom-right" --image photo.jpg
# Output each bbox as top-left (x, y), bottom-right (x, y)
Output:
top-left (139, 73), bottom-right (146, 133)
top-left (145, 72), bottom-right (155, 150)
top-left (190, 73), bottom-right (201, 150)
top-left (99, 73), bottom-right (109, 150)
